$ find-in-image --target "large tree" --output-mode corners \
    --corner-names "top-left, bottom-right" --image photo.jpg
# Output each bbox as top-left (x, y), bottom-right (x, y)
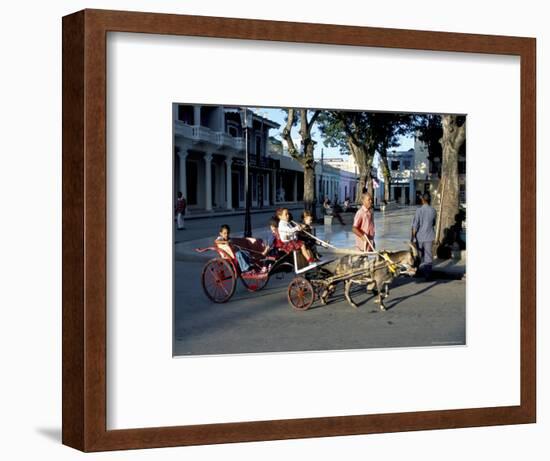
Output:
top-left (317, 111), bottom-right (377, 202)
top-left (415, 114), bottom-right (466, 244)
top-left (437, 115), bottom-right (466, 243)
top-left (281, 108), bottom-right (321, 215)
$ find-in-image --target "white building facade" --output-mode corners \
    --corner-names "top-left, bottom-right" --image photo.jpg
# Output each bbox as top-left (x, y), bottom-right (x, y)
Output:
top-left (174, 104), bottom-right (293, 214)
top-left (413, 135), bottom-right (466, 205)
top-left (379, 149), bottom-right (416, 205)
top-left (316, 156), bottom-right (360, 205)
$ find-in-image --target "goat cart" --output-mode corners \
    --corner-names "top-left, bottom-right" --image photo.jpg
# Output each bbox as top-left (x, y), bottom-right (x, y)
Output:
top-left (196, 230), bottom-right (416, 311)
top-left (287, 245), bottom-right (416, 311)
top-left (287, 259), bottom-right (375, 311)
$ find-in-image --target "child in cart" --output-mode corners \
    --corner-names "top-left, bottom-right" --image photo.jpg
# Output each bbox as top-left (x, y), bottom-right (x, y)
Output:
top-left (299, 210), bottom-right (320, 259)
top-left (215, 224), bottom-right (255, 273)
top-left (262, 218), bottom-right (284, 258)
top-left (276, 208), bottom-right (317, 267)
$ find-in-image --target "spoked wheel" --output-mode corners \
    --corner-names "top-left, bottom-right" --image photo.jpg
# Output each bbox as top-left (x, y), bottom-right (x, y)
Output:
top-left (201, 258), bottom-right (237, 303)
top-left (287, 277), bottom-right (315, 311)
top-left (241, 272), bottom-right (269, 292)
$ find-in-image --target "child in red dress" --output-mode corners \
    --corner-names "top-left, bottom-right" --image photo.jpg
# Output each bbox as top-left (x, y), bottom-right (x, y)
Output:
top-left (276, 208), bottom-right (315, 263)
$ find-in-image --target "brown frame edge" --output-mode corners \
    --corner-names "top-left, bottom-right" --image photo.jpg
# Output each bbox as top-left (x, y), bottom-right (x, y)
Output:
top-left (62, 8), bottom-right (536, 452)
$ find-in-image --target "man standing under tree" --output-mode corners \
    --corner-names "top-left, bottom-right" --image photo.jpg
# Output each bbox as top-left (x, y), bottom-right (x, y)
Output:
top-left (352, 192), bottom-right (375, 252)
top-left (411, 193), bottom-right (437, 281)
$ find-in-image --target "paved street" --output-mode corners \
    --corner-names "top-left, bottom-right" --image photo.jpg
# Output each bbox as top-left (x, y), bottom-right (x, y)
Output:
top-left (173, 206), bottom-right (466, 356)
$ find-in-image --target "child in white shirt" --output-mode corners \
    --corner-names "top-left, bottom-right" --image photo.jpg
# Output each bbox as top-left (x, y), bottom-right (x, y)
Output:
top-left (276, 208), bottom-right (315, 264)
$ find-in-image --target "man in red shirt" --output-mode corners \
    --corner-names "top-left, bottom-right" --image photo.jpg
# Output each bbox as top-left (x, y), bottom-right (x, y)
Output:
top-left (352, 192), bottom-right (375, 251)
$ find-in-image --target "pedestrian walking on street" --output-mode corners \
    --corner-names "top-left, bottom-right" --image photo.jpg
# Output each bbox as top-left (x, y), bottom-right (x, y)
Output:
top-left (411, 193), bottom-right (437, 281)
top-left (175, 191), bottom-right (187, 230)
top-left (323, 197), bottom-right (345, 225)
top-left (352, 192), bottom-right (375, 251)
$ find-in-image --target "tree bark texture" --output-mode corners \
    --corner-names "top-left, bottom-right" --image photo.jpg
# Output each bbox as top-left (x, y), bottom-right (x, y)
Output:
top-left (379, 150), bottom-right (392, 203)
top-left (347, 139), bottom-right (375, 203)
top-left (436, 115), bottom-right (466, 244)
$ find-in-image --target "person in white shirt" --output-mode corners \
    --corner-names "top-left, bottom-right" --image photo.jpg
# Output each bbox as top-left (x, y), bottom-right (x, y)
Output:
top-left (276, 208), bottom-right (315, 264)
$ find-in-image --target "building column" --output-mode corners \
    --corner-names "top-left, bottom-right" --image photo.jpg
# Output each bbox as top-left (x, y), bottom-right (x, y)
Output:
top-left (409, 180), bottom-right (415, 206)
top-left (177, 150), bottom-right (188, 198)
top-left (219, 107), bottom-right (225, 131)
top-left (225, 155), bottom-right (233, 210)
top-left (293, 173), bottom-right (298, 202)
top-left (271, 171), bottom-right (276, 205)
top-left (194, 105), bottom-right (201, 126)
top-left (204, 153), bottom-right (213, 211)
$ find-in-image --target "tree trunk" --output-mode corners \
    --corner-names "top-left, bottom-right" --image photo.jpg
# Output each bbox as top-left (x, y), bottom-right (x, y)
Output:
top-left (303, 146), bottom-right (316, 217)
top-left (356, 175), bottom-right (366, 203)
top-left (380, 152), bottom-right (391, 203)
top-left (347, 139), bottom-right (372, 203)
top-left (384, 180), bottom-right (391, 203)
top-left (281, 108), bottom-right (320, 219)
top-left (366, 174), bottom-right (374, 198)
top-left (436, 115), bottom-right (466, 245)
top-left (366, 146), bottom-right (375, 200)
top-left (302, 167), bottom-right (315, 210)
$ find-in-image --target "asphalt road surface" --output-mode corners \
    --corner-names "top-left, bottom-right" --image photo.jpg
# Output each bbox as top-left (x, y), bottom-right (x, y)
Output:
top-left (173, 260), bottom-right (466, 356)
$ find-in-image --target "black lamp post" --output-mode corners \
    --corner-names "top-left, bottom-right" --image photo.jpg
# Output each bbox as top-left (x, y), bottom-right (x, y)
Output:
top-left (240, 108), bottom-right (253, 237)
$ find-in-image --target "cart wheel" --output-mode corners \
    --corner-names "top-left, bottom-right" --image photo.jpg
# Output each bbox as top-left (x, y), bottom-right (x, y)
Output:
top-left (201, 258), bottom-right (236, 303)
top-left (287, 277), bottom-right (315, 311)
top-left (241, 273), bottom-right (269, 292)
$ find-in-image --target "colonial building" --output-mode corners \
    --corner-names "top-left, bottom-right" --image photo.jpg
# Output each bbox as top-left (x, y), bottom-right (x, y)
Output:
top-left (316, 161), bottom-right (340, 204)
top-left (413, 135), bottom-right (466, 205)
top-left (379, 149), bottom-right (416, 205)
top-left (173, 105), bottom-right (282, 213)
top-left (315, 157), bottom-right (359, 203)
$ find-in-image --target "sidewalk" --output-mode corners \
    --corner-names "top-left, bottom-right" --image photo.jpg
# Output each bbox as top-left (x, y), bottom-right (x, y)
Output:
top-left (183, 203), bottom-right (304, 220)
top-left (175, 206), bottom-right (466, 277)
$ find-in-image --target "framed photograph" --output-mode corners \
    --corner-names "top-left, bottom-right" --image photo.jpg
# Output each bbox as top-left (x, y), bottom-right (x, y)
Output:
top-left (62, 9), bottom-right (536, 452)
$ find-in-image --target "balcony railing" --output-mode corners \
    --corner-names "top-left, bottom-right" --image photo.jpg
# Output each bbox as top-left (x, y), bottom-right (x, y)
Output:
top-left (391, 170), bottom-right (412, 179)
top-left (174, 121), bottom-right (245, 151)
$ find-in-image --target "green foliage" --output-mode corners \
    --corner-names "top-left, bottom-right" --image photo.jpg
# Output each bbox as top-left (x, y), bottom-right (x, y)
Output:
top-left (415, 114), bottom-right (466, 174)
top-left (318, 110), bottom-right (418, 155)
top-left (415, 114), bottom-right (443, 163)
top-left (371, 112), bottom-right (418, 152)
top-left (317, 110), bottom-right (378, 154)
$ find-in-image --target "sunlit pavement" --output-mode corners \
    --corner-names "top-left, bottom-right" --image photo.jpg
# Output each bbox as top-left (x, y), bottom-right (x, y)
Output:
top-left (175, 207), bottom-right (414, 255)
top-left (175, 206), bottom-right (465, 276)
top-left (173, 206), bottom-right (466, 356)
top-left (315, 207), bottom-right (419, 251)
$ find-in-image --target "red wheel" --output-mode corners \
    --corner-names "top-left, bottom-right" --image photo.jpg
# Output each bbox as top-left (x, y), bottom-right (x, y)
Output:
top-left (201, 258), bottom-right (237, 303)
top-left (287, 277), bottom-right (315, 311)
top-left (241, 272), bottom-right (269, 292)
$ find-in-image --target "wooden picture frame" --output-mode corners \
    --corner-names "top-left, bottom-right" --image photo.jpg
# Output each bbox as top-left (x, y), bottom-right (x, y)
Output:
top-left (62, 9), bottom-right (536, 452)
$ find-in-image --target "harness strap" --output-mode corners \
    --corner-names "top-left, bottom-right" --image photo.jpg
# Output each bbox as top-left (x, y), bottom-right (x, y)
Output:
top-left (381, 252), bottom-right (398, 274)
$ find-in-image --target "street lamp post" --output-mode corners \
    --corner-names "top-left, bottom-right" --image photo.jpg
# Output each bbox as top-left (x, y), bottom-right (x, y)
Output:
top-left (240, 108), bottom-right (253, 237)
